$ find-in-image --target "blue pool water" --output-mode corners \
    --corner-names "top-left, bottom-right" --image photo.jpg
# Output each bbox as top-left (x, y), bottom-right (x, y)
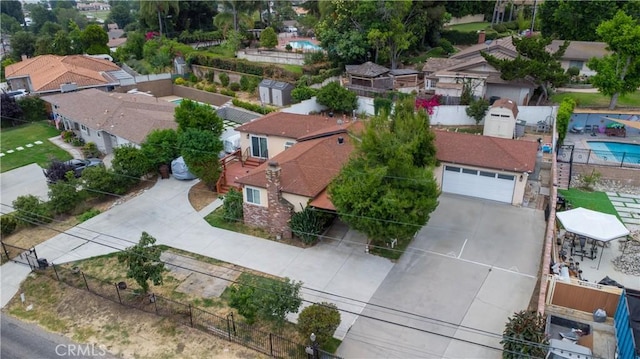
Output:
top-left (288, 40), bottom-right (323, 51)
top-left (170, 98), bottom-right (183, 104)
top-left (587, 141), bottom-right (640, 164)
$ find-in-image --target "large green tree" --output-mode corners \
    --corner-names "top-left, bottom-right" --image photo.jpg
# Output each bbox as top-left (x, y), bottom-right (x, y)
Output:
top-left (1, 0), bottom-right (24, 24)
top-left (174, 99), bottom-right (224, 133)
top-left (81, 24), bottom-right (109, 54)
top-left (139, 0), bottom-right (179, 37)
top-left (329, 98), bottom-right (439, 255)
top-left (141, 129), bottom-right (179, 170)
top-left (588, 10), bottom-right (640, 109)
top-left (482, 36), bottom-right (569, 105)
top-left (259, 27), bottom-right (278, 49)
top-left (228, 276), bottom-right (303, 326)
top-left (107, 2), bottom-right (133, 29)
top-left (10, 31), bottom-right (36, 61)
top-left (539, 0), bottom-right (631, 41)
top-left (315, 82), bottom-right (358, 114)
top-left (1, 13), bottom-right (23, 35)
top-left (178, 128), bottom-right (223, 190)
top-left (316, 0), bottom-right (444, 67)
top-left (118, 232), bottom-right (165, 294)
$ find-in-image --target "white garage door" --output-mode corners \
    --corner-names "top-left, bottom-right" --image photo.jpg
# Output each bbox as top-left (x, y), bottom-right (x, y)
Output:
top-left (442, 166), bottom-right (515, 203)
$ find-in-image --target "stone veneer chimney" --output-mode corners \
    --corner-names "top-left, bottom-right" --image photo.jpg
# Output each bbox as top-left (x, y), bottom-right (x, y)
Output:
top-left (265, 161), bottom-right (293, 239)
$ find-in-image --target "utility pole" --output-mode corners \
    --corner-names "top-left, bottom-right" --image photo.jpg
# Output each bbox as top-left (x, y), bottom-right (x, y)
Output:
top-left (530, 0), bottom-right (538, 33)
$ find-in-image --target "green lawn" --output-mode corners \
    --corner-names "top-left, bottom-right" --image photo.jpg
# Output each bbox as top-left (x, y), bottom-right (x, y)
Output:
top-left (0, 121), bottom-right (70, 173)
top-left (558, 189), bottom-right (619, 218)
top-left (281, 64), bottom-right (303, 75)
top-left (447, 22), bottom-right (491, 32)
top-left (551, 91), bottom-right (640, 108)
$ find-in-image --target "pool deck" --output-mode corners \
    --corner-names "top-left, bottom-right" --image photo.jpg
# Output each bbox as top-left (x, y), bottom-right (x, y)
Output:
top-left (277, 33), bottom-right (321, 52)
top-left (564, 129), bottom-right (640, 151)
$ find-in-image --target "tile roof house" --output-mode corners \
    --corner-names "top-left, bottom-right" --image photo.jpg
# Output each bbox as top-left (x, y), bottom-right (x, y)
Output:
top-left (5, 55), bottom-right (133, 94)
top-left (423, 36), bottom-right (609, 105)
top-left (44, 89), bottom-right (177, 154)
top-left (433, 130), bottom-right (538, 205)
top-left (217, 111), bottom-right (360, 238)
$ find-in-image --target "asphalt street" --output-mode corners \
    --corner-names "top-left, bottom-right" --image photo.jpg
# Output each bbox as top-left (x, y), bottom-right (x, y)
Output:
top-left (1, 315), bottom-right (115, 359)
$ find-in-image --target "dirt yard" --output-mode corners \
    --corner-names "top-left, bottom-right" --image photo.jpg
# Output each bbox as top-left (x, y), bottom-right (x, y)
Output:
top-left (187, 180), bottom-right (218, 212)
top-left (4, 274), bottom-right (266, 359)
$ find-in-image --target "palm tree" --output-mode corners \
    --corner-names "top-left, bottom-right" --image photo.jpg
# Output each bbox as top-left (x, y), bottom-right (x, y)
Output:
top-left (218, 0), bottom-right (259, 32)
top-left (139, 0), bottom-right (179, 38)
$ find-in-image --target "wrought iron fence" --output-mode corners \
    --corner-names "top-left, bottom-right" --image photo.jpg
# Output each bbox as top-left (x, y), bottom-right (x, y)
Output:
top-left (557, 147), bottom-right (640, 168)
top-left (45, 264), bottom-right (341, 359)
top-left (1, 241), bottom-right (40, 269)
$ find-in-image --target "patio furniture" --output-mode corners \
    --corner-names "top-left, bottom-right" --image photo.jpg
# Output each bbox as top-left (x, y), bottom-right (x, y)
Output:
top-left (571, 125), bottom-right (584, 133)
top-left (584, 124), bottom-right (593, 133)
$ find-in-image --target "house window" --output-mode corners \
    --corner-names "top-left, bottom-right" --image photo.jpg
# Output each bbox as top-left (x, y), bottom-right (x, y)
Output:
top-left (80, 124), bottom-right (90, 136)
top-left (479, 171), bottom-right (496, 178)
top-left (445, 166), bottom-right (461, 172)
top-left (246, 187), bottom-right (261, 205)
top-left (497, 174), bottom-right (515, 181)
top-left (97, 131), bottom-right (101, 137)
top-left (251, 136), bottom-right (268, 158)
top-left (425, 79), bottom-right (437, 89)
top-left (462, 168), bottom-right (478, 175)
top-left (569, 60), bottom-right (584, 70)
top-left (284, 141), bottom-right (295, 150)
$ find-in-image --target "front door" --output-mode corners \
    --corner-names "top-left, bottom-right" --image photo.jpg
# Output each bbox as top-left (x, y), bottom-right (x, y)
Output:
top-left (251, 136), bottom-right (268, 158)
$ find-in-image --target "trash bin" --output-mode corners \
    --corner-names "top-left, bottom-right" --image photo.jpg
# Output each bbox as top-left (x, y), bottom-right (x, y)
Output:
top-left (37, 258), bottom-right (48, 269)
top-left (515, 120), bottom-right (526, 138)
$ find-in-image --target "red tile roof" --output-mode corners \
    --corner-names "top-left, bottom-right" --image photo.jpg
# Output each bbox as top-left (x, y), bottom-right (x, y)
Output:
top-left (235, 112), bottom-right (354, 140)
top-left (5, 55), bottom-right (121, 92)
top-left (236, 133), bottom-right (355, 197)
top-left (434, 130), bottom-right (538, 173)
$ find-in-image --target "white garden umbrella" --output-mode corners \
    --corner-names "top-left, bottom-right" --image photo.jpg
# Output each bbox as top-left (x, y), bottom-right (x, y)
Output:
top-left (556, 207), bottom-right (630, 242)
top-left (556, 207), bottom-right (630, 269)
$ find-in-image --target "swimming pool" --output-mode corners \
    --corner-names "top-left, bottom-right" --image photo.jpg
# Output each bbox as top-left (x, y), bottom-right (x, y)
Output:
top-left (587, 141), bottom-right (640, 164)
top-left (170, 98), bottom-right (183, 104)
top-left (288, 40), bottom-right (323, 51)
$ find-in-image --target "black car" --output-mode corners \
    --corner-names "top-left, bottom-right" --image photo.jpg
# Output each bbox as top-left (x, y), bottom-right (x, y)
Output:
top-left (43, 158), bottom-right (103, 183)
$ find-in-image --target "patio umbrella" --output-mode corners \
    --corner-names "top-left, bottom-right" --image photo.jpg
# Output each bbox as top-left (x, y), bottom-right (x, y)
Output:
top-left (556, 207), bottom-right (630, 269)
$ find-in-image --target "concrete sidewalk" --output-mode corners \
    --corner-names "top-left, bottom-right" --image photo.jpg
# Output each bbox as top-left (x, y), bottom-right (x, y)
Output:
top-left (2, 177), bottom-right (394, 339)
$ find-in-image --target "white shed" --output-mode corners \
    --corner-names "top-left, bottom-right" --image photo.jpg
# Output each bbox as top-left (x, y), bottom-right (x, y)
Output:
top-left (483, 98), bottom-right (519, 139)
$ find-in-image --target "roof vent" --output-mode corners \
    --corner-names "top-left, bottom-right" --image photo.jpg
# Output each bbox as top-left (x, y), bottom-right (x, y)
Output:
top-left (337, 137), bottom-right (344, 144)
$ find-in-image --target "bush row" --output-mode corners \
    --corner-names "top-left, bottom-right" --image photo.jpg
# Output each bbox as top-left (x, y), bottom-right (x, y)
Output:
top-left (187, 54), bottom-right (301, 83)
top-left (232, 99), bottom-right (277, 115)
top-left (441, 30), bottom-right (500, 45)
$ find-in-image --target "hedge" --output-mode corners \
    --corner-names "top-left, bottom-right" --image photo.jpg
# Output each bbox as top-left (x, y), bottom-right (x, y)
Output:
top-left (232, 99), bottom-right (277, 115)
top-left (187, 53), bottom-right (301, 82)
top-left (441, 30), bottom-right (500, 45)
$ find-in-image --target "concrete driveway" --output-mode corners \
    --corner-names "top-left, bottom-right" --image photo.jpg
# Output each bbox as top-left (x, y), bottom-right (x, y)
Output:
top-left (337, 194), bottom-right (546, 358)
top-left (0, 163), bottom-right (48, 214)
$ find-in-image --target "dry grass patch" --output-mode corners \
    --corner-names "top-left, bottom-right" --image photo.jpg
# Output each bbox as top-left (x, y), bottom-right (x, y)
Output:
top-left (188, 180), bottom-right (218, 212)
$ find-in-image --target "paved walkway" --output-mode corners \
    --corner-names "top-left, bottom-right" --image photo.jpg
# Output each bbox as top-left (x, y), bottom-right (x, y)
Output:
top-left (48, 136), bottom-right (83, 159)
top-left (1, 176), bottom-right (394, 340)
top-left (607, 192), bottom-right (640, 227)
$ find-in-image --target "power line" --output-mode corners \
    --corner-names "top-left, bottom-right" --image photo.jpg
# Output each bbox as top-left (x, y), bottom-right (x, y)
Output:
top-left (0, 205), bottom-right (592, 358)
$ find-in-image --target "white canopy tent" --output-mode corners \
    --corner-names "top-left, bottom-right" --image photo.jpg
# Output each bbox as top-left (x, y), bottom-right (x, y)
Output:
top-left (556, 207), bottom-right (630, 269)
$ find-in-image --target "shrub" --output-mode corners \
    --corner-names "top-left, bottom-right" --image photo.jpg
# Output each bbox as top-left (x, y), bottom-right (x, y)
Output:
top-left (174, 77), bottom-right (186, 85)
top-left (438, 38), bottom-right (455, 55)
top-left (71, 137), bottom-right (85, 147)
top-left (111, 144), bottom-right (152, 185)
top-left (77, 208), bottom-right (101, 223)
top-left (304, 51), bottom-right (327, 65)
top-left (466, 98), bottom-right (490, 125)
top-left (239, 75), bottom-right (251, 91)
top-left (228, 275), bottom-right (302, 326)
top-left (205, 84), bottom-right (217, 93)
top-left (219, 72), bottom-right (230, 87)
top-left (48, 173), bottom-right (86, 215)
top-left (291, 86), bottom-right (317, 103)
top-left (504, 21), bottom-right (518, 30)
top-left (290, 206), bottom-right (331, 244)
top-left (219, 88), bottom-right (236, 97)
top-left (556, 97), bottom-right (576, 145)
top-left (229, 82), bottom-right (240, 91)
top-left (62, 130), bottom-right (75, 143)
top-left (566, 66), bottom-right (580, 78)
top-left (492, 23), bottom-right (507, 33)
top-left (16, 96), bottom-right (47, 122)
top-left (1, 215), bottom-right (18, 236)
top-left (82, 166), bottom-right (130, 198)
top-left (231, 99), bottom-right (276, 114)
top-left (578, 169), bottom-right (601, 191)
top-left (189, 73), bottom-right (198, 83)
top-left (501, 310), bottom-right (547, 359)
top-left (206, 71), bottom-right (215, 82)
top-left (82, 142), bottom-right (101, 158)
top-left (373, 97), bottom-right (393, 116)
top-left (222, 189), bottom-right (243, 222)
top-left (297, 303), bottom-right (341, 347)
top-left (285, 44), bottom-right (292, 52)
top-left (316, 82), bottom-right (358, 113)
top-left (12, 195), bottom-right (51, 226)
top-left (441, 30), bottom-right (499, 45)
top-left (141, 129), bottom-right (179, 169)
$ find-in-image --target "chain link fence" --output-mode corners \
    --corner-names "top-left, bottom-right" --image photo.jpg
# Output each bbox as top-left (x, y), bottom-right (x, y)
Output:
top-left (45, 264), bottom-right (341, 359)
